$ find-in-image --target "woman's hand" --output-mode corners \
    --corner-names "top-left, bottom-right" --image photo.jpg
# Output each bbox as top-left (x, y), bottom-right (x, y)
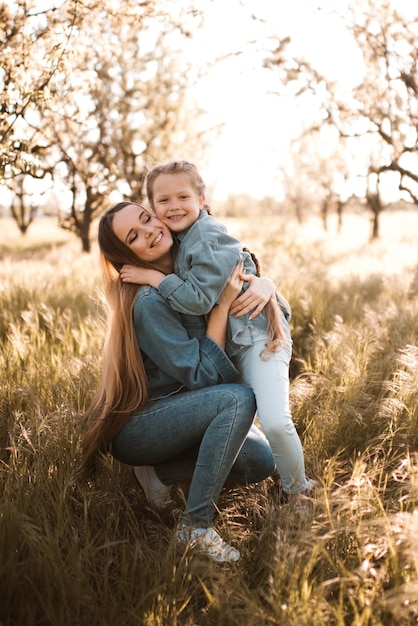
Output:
top-left (218, 264), bottom-right (245, 309)
top-left (229, 274), bottom-right (275, 320)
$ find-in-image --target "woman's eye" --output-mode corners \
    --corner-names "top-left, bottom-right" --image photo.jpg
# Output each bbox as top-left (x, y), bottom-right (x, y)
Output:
top-left (128, 233), bottom-right (137, 244)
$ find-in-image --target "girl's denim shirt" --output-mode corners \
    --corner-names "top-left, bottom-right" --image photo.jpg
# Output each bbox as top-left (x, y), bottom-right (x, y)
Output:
top-left (133, 286), bottom-right (238, 400)
top-left (157, 211), bottom-right (291, 356)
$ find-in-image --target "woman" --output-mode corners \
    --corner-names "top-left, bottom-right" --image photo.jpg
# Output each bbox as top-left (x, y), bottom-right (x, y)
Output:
top-left (81, 202), bottom-right (275, 563)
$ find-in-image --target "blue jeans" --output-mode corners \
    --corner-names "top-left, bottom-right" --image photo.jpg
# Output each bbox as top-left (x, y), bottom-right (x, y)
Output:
top-left (111, 383), bottom-right (274, 527)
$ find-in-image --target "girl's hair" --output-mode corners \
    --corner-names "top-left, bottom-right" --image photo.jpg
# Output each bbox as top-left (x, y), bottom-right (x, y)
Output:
top-left (243, 247), bottom-right (285, 359)
top-left (146, 160), bottom-right (212, 214)
top-left (81, 202), bottom-right (166, 472)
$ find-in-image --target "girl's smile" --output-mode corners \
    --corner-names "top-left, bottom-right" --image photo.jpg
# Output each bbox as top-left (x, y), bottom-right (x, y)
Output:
top-left (152, 172), bottom-right (204, 233)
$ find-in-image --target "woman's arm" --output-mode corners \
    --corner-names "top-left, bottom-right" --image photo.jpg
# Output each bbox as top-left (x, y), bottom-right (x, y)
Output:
top-left (134, 290), bottom-right (237, 391)
top-left (135, 266), bottom-right (243, 390)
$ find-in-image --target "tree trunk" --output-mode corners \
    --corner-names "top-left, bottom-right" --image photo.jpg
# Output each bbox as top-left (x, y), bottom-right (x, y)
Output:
top-left (337, 200), bottom-right (343, 233)
top-left (321, 199), bottom-right (328, 231)
top-left (80, 227), bottom-right (91, 253)
top-left (370, 209), bottom-right (380, 240)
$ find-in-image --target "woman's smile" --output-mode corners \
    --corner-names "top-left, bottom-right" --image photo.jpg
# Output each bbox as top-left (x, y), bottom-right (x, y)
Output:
top-left (151, 231), bottom-right (163, 247)
top-left (112, 204), bottom-right (173, 265)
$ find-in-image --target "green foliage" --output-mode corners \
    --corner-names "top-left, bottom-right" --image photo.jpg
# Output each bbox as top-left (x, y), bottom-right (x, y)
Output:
top-left (1, 215), bottom-right (418, 625)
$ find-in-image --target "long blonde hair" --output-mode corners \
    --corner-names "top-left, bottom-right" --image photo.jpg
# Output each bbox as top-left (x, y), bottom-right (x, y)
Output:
top-left (81, 202), bottom-right (170, 471)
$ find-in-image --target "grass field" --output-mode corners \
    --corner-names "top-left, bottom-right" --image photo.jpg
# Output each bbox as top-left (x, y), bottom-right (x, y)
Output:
top-left (1, 210), bottom-right (418, 625)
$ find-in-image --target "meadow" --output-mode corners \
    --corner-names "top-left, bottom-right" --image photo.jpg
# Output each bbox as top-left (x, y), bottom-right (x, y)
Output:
top-left (1, 209), bottom-right (418, 626)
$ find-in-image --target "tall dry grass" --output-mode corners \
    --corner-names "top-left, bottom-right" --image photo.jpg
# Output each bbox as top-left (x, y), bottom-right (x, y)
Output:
top-left (1, 211), bottom-right (418, 625)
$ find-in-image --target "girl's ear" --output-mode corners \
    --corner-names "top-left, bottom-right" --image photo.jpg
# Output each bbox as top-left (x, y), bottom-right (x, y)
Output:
top-left (199, 195), bottom-right (205, 209)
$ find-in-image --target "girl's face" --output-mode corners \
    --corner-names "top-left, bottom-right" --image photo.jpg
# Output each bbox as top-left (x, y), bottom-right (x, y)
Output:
top-left (151, 172), bottom-right (204, 233)
top-left (112, 204), bottom-right (173, 267)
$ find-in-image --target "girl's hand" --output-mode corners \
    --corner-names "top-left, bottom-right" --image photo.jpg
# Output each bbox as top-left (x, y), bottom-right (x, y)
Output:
top-left (229, 274), bottom-right (275, 320)
top-left (218, 264), bottom-right (244, 309)
top-left (120, 265), bottom-right (165, 288)
top-left (120, 264), bottom-right (150, 284)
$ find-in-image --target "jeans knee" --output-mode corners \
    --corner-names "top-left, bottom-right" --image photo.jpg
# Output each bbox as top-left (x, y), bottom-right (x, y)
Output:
top-left (232, 384), bottom-right (256, 420)
top-left (218, 384), bottom-right (256, 435)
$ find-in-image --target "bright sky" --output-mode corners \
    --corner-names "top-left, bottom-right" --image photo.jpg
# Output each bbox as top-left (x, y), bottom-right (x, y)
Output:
top-left (7, 0), bottom-right (414, 208)
top-left (196, 0), bottom-right (418, 202)
top-left (186, 0), bottom-right (363, 201)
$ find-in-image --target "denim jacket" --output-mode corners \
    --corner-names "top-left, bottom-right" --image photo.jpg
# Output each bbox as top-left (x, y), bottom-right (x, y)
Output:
top-left (158, 211), bottom-right (291, 356)
top-left (133, 285), bottom-right (238, 400)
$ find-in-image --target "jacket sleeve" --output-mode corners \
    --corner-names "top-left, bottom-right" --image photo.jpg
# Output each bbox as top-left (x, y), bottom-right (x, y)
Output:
top-left (158, 221), bottom-right (242, 315)
top-left (133, 288), bottom-right (238, 389)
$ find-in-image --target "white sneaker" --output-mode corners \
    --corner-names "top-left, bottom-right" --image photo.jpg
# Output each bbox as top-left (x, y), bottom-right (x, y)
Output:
top-left (133, 466), bottom-right (173, 510)
top-left (302, 478), bottom-right (318, 495)
top-left (286, 478), bottom-right (317, 500)
top-left (176, 526), bottom-right (240, 563)
top-left (287, 478), bottom-right (317, 523)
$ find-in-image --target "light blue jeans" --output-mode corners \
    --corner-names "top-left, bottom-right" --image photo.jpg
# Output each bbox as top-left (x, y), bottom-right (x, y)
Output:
top-left (111, 383), bottom-right (275, 527)
top-left (232, 316), bottom-right (309, 494)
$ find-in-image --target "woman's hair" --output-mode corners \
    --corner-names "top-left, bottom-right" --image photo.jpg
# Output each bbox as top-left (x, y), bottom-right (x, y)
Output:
top-left (146, 160), bottom-right (212, 214)
top-left (81, 201), bottom-right (166, 472)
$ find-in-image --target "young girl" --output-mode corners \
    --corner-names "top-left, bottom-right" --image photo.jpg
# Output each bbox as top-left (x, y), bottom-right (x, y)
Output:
top-left (120, 160), bottom-right (315, 503)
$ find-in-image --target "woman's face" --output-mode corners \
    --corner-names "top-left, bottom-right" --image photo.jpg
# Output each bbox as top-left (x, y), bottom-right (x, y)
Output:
top-left (112, 204), bottom-right (173, 266)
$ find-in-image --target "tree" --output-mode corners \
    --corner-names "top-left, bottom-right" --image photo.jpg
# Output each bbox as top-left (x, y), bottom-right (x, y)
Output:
top-left (2, 0), bottom-right (208, 249)
top-left (348, 0), bottom-right (418, 237)
top-left (8, 172), bottom-right (53, 234)
top-left (36, 0), bottom-right (206, 252)
top-left (278, 131), bottom-right (351, 230)
top-left (0, 0), bottom-right (80, 233)
top-left (264, 0), bottom-right (418, 238)
top-left (0, 0), bottom-right (77, 176)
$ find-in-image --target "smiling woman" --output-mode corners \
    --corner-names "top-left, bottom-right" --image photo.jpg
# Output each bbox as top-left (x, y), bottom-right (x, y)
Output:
top-left (111, 202), bottom-right (173, 269)
top-left (80, 200), bottom-right (276, 563)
